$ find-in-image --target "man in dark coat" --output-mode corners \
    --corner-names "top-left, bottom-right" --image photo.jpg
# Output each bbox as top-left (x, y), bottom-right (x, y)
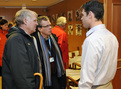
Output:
top-left (32, 16), bottom-right (66, 89)
top-left (2, 9), bottom-right (39, 89)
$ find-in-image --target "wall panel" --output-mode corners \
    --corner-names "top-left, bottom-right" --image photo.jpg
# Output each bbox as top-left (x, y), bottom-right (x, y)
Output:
top-left (112, 5), bottom-right (121, 59)
top-left (107, 0), bottom-right (121, 88)
top-left (112, 59), bottom-right (121, 89)
top-left (113, 0), bottom-right (121, 4)
top-left (0, 8), bottom-right (46, 22)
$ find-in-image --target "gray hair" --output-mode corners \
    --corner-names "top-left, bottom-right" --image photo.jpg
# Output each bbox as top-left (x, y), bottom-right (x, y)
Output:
top-left (56, 16), bottom-right (67, 26)
top-left (15, 9), bottom-right (37, 26)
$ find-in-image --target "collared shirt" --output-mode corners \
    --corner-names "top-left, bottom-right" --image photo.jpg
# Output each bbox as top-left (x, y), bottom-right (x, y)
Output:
top-left (79, 24), bottom-right (119, 89)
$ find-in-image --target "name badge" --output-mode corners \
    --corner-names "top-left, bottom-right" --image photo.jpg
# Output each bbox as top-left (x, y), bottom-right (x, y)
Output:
top-left (50, 57), bottom-right (54, 62)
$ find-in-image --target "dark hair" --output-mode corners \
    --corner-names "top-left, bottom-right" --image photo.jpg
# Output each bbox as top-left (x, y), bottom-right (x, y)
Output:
top-left (0, 19), bottom-right (8, 29)
top-left (0, 19), bottom-right (8, 25)
top-left (8, 23), bottom-right (13, 28)
top-left (37, 16), bottom-right (49, 28)
top-left (82, 0), bottom-right (104, 20)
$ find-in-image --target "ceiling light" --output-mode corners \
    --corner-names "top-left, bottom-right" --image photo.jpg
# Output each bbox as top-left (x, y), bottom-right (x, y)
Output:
top-left (32, 0), bottom-right (37, 1)
top-left (22, 3), bottom-right (26, 9)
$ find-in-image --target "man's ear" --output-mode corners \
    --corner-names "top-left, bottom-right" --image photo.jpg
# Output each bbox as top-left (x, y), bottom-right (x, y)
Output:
top-left (23, 18), bottom-right (28, 25)
top-left (89, 11), bottom-right (94, 19)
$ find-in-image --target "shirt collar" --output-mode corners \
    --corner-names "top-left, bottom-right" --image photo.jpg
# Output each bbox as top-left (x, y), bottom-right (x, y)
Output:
top-left (44, 36), bottom-right (50, 41)
top-left (86, 24), bottom-right (105, 37)
top-left (24, 30), bottom-right (32, 37)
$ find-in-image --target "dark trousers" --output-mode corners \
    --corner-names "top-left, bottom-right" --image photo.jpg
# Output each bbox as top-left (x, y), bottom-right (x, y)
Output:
top-left (44, 75), bottom-right (65, 89)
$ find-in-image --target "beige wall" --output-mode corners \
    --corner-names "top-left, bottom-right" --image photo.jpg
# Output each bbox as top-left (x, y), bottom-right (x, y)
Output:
top-left (0, 8), bottom-right (47, 22)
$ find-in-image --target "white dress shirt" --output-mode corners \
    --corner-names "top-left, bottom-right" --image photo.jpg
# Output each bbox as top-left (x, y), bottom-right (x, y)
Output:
top-left (79, 24), bottom-right (119, 89)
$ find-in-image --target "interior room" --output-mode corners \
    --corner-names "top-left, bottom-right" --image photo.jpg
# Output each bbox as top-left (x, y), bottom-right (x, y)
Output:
top-left (0, 0), bottom-right (121, 89)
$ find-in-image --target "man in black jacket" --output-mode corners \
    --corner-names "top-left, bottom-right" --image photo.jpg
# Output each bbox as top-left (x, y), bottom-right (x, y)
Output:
top-left (32, 16), bottom-right (66, 89)
top-left (2, 9), bottom-right (39, 89)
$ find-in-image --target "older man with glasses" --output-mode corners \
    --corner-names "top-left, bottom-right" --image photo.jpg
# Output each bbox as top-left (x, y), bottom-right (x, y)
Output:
top-left (32, 16), bottom-right (66, 89)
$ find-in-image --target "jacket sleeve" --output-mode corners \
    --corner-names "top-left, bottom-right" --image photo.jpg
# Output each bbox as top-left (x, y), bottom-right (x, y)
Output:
top-left (6, 36), bottom-right (35, 89)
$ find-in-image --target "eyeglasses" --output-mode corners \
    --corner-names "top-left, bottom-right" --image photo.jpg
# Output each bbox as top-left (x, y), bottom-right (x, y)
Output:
top-left (41, 24), bottom-right (52, 28)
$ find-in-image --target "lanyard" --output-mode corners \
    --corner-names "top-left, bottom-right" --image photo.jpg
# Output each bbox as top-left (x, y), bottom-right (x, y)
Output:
top-left (48, 38), bottom-right (51, 56)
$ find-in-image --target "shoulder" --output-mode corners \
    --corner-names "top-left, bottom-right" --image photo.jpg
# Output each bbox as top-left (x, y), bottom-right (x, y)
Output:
top-left (9, 32), bottom-right (23, 39)
top-left (52, 26), bottom-right (63, 33)
top-left (51, 33), bottom-right (58, 42)
top-left (6, 32), bottom-right (27, 47)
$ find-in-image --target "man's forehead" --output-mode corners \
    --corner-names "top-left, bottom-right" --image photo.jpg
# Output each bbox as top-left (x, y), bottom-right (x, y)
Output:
top-left (42, 20), bottom-right (48, 22)
top-left (41, 20), bottom-right (50, 24)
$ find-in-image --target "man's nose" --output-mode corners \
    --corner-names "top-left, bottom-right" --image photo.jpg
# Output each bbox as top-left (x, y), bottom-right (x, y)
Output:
top-left (36, 22), bottom-right (38, 25)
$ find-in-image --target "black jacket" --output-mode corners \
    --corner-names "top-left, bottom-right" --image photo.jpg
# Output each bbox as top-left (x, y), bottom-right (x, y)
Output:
top-left (2, 27), bottom-right (40, 89)
top-left (32, 31), bottom-right (66, 88)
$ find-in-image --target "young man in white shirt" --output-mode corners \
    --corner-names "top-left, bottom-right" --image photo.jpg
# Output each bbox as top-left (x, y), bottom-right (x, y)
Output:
top-left (79, 0), bottom-right (119, 89)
